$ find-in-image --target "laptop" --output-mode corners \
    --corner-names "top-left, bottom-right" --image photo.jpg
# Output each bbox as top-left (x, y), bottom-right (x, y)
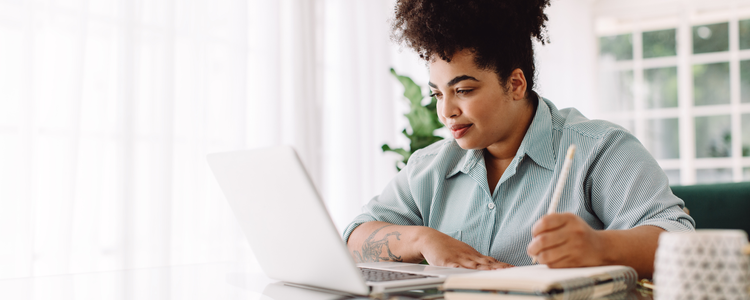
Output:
top-left (206, 145), bottom-right (477, 296)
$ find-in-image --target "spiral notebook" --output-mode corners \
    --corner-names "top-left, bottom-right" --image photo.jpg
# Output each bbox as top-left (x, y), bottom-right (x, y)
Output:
top-left (442, 264), bottom-right (637, 300)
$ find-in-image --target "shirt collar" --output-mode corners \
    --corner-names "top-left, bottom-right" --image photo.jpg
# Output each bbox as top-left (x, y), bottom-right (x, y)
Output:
top-left (445, 97), bottom-right (556, 179)
top-left (516, 97), bottom-right (556, 171)
top-left (446, 147), bottom-right (482, 179)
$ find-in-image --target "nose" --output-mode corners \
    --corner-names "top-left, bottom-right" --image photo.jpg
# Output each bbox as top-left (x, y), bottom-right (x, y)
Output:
top-left (439, 96), bottom-right (460, 119)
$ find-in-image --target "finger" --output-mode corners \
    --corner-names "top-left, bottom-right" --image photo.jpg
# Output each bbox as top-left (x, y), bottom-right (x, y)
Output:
top-left (536, 245), bottom-right (573, 265)
top-left (527, 232), bottom-right (568, 257)
top-left (478, 256), bottom-right (498, 264)
top-left (473, 256), bottom-right (500, 269)
top-left (490, 261), bottom-right (514, 269)
top-left (541, 253), bottom-right (573, 267)
top-left (531, 213), bottom-right (573, 236)
top-left (548, 252), bottom-right (599, 268)
top-left (459, 260), bottom-right (480, 269)
top-left (546, 256), bottom-right (581, 268)
top-left (545, 248), bottom-right (596, 268)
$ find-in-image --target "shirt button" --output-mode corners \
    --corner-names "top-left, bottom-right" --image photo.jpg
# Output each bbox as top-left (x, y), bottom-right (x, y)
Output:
top-left (488, 203), bottom-right (495, 210)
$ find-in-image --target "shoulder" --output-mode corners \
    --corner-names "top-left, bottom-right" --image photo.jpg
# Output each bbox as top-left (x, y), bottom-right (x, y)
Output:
top-left (408, 138), bottom-right (458, 160)
top-left (543, 99), bottom-right (632, 145)
top-left (405, 138), bottom-right (469, 178)
top-left (541, 98), bottom-right (648, 171)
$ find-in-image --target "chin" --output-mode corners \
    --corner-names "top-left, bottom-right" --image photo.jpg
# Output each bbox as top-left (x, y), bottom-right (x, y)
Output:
top-left (455, 139), bottom-right (483, 150)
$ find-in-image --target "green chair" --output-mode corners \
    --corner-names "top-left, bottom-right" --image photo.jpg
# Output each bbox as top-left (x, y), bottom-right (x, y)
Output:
top-left (670, 181), bottom-right (750, 234)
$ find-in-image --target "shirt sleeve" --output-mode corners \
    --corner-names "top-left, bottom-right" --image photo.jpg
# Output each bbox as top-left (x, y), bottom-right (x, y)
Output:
top-left (342, 160), bottom-right (425, 243)
top-left (586, 128), bottom-right (695, 232)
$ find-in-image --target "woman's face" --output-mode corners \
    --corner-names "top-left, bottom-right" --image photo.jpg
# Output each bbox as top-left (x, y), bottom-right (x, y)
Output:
top-left (428, 49), bottom-right (530, 152)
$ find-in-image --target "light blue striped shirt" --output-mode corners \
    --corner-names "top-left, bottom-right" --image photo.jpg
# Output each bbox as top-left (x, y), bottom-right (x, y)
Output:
top-left (343, 97), bottom-right (695, 266)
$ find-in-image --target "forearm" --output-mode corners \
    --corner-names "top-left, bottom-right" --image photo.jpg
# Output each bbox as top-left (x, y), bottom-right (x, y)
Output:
top-left (347, 221), bottom-right (430, 264)
top-left (600, 225), bottom-right (665, 278)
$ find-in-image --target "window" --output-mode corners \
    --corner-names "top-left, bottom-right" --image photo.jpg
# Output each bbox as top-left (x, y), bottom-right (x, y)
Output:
top-left (595, 6), bottom-right (750, 185)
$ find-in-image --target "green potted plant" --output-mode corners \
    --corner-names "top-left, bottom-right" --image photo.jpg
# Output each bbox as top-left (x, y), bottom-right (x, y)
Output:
top-left (382, 68), bottom-right (445, 171)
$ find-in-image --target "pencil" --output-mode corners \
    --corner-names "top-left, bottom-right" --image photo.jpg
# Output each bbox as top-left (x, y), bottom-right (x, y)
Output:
top-left (532, 144), bottom-right (576, 264)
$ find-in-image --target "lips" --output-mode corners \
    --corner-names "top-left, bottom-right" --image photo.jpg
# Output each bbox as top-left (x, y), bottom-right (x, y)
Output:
top-left (449, 124), bottom-right (472, 139)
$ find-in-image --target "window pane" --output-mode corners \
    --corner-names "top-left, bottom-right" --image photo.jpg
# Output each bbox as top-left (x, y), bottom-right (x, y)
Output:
top-left (695, 115), bottom-right (732, 158)
top-left (745, 167), bottom-right (750, 181)
top-left (599, 70), bottom-right (633, 111)
top-left (740, 19), bottom-right (750, 50)
top-left (696, 168), bottom-right (733, 184)
top-left (663, 169), bottom-right (680, 185)
top-left (646, 118), bottom-right (680, 159)
top-left (645, 67), bottom-right (678, 108)
top-left (693, 62), bottom-right (730, 106)
top-left (693, 22), bottom-right (729, 54)
top-left (742, 60), bottom-right (750, 103)
top-left (600, 34), bottom-right (633, 61)
top-left (643, 29), bottom-right (676, 58)
top-left (743, 114), bottom-right (750, 157)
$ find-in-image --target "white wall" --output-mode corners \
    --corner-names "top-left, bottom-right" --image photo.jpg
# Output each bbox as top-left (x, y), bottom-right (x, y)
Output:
top-left (534, 0), bottom-right (598, 118)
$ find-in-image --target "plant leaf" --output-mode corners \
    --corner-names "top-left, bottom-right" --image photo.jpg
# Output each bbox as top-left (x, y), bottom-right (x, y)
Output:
top-left (386, 68), bottom-right (447, 171)
top-left (390, 68), bottom-right (423, 106)
top-left (382, 144), bottom-right (411, 163)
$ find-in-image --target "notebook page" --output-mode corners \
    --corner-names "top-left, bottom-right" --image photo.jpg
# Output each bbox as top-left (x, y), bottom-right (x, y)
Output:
top-left (443, 264), bottom-right (630, 292)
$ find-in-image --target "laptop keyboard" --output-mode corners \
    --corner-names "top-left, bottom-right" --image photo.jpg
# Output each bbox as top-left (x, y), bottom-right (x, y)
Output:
top-left (359, 267), bottom-right (437, 282)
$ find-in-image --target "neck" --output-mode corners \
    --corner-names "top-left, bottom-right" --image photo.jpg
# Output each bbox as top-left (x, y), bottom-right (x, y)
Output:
top-left (483, 101), bottom-right (536, 164)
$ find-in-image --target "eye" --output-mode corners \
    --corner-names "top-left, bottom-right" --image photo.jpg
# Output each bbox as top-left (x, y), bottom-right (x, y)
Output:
top-left (456, 89), bottom-right (473, 95)
top-left (429, 91), bottom-right (443, 99)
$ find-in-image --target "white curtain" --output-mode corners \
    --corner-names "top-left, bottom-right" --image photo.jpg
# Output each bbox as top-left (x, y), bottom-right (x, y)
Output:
top-left (0, 0), bottom-right (428, 280)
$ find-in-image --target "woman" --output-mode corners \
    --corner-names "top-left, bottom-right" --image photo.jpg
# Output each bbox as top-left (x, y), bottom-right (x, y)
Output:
top-left (344, 0), bottom-right (693, 278)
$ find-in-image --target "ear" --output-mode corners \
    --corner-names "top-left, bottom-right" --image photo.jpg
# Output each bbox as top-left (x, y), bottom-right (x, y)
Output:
top-left (508, 68), bottom-right (527, 101)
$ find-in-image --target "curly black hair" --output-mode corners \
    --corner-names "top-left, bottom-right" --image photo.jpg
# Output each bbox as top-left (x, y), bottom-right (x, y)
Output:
top-left (391, 0), bottom-right (551, 99)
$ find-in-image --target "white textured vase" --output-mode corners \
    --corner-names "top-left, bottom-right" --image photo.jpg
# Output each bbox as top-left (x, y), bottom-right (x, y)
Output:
top-left (654, 230), bottom-right (750, 300)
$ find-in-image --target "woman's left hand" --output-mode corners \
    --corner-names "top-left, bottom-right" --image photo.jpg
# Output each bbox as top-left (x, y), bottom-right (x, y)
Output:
top-left (526, 213), bottom-right (608, 267)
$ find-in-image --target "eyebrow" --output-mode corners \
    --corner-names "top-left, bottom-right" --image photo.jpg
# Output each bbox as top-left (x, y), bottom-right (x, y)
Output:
top-left (428, 75), bottom-right (480, 89)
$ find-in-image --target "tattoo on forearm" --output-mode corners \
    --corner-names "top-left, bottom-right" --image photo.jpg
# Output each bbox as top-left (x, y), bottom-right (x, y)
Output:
top-left (352, 225), bottom-right (403, 263)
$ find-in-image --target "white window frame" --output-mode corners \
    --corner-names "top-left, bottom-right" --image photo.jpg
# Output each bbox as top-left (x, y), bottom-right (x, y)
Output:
top-left (593, 0), bottom-right (750, 185)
